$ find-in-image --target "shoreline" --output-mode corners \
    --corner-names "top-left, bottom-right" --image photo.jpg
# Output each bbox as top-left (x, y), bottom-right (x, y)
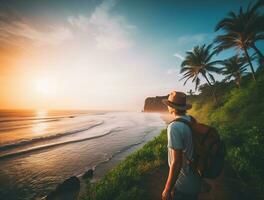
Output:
top-left (37, 127), bottom-right (163, 199)
top-left (39, 124), bottom-right (164, 199)
top-left (0, 111), bottom-right (165, 200)
top-left (88, 113), bottom-right (168, 181)
top-left (78, 124), bottom-right (164, 197)
top-left (80, 127), bottom-right (168, 200)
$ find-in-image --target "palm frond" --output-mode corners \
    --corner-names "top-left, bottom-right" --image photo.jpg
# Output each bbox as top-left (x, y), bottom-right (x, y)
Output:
top-left (179, 71), bottom-right (193, 81)
top-left (183, 76), bottom-right (193, 85)
top-left (208, 73), bottom-right (216, 83)
top-left (214, 0), bottom-right (264, 58)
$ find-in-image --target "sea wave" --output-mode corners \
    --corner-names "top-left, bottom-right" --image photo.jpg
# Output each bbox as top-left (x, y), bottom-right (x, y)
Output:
top-left (75, 139), bottom-right (144, 180)
top-left (95, 141), bottom-right (143, 167)
top-left (0, 126), bottom-right (122, 160)
top-left (87, 129), bottom-right (155, 176)
top-left (0, 119), bottom-right (61, 132)
top-left (0, 121), bottom-right (104, 151)
top-left (0, 115), bottom-right (75, 123)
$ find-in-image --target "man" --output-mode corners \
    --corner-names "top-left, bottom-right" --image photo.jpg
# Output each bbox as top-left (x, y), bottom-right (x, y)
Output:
top-left (162, 91), bottom-right (202, 200)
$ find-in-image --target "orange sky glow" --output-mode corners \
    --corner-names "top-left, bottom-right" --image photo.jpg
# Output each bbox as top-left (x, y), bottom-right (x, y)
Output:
top-left (0, 0), bottom-right (198, 111)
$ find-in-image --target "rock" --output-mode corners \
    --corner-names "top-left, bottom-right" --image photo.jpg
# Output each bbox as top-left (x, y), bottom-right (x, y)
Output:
top-left (56, 176), bottom-right (80, 192)
top-left (82, 169), bottom-right (94, 179)
top-left (46, 176), bottom-right (80, 200)
top-left (143, 95), bottom-right (168, 112)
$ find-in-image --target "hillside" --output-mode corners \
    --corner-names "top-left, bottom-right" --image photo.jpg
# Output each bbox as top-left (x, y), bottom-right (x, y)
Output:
top-left (81, 70), bottom-right (264, 200)
top-left (188, 69), bottom-right (264, 192)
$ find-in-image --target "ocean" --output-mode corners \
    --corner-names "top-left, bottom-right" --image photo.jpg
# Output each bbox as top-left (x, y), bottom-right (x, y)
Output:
top-left (0, 110), bottom-right (165, 200)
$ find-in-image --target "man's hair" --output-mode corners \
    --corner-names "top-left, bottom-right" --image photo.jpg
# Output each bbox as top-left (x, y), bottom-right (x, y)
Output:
top-left (175, 109), bottom-right (187, 116)
top-left (168, 107), bottom-right (187, 116)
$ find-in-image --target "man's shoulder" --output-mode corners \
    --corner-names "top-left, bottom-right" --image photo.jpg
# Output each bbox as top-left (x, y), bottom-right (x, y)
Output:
top-left (168, 116), bottom-right (192, 133)
top-left (168, 121), bottom-right (185, 133)
top-left (169, 115), bottom-right (191, 127)
top-left (169, 120), bottom-right (183, 128)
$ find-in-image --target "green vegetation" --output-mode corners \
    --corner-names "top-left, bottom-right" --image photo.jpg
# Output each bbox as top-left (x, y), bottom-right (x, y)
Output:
top-left (214, 0), bottom-right (264, 81)
top-left (81, 1), bottom-right (264, 199)
top-left (82, 72), bottom-right (264, 200)
top-left (180, 0), bottom-right (263, 90)
top-left (218, 56), bottom-right (248, 88)
top-left (189, 70), bottom-right (264, 190)
top-left (180, 44), bottom-right (220, 90)
top-left (81, 130), bottom-right (168, 200)
top-left (181, 1), bottom-right (264, 192)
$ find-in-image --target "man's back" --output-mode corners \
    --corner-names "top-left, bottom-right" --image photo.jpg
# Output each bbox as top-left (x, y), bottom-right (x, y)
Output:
top-left (167, 115), bottom-right (202, 195)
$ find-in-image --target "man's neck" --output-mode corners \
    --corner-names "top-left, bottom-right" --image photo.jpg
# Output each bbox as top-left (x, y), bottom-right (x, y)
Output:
top-left (172, 113), bottom-right (186, 119)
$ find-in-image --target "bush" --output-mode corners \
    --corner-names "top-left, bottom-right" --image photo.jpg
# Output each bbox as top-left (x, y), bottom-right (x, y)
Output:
top-left (82, 71), bottom-right (264, 199)
top-left (189, 71), bottom-right (264, 190)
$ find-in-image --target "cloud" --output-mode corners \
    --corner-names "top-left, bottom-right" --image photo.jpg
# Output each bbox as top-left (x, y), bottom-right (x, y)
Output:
top-left (173, 52), bottom-right (184, 61)
top-left (167, 68), bottom-right (178, 75)
top-left (0, 17), bottom-right (72, 48)
top-left (0, 0), bottom-right (135, 52)
top-left (175, 33), bottom-right (208, 46)
top-left (68, 0), bottom-right (136, 51)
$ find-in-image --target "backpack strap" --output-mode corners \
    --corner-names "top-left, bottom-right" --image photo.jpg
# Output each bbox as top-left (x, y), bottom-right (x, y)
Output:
top-left (169, 115), bottom-right (196, 128)
top-left (169, 115), bottom-right (198, 171)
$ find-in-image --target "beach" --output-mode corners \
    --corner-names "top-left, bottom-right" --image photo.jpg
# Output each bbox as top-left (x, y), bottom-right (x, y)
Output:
top-left (0, 110), bottom-right (165, 200)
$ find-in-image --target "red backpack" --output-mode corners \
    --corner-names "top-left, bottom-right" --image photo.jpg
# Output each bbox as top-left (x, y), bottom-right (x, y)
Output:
top-left (173, 116), bottom-right (225, 179)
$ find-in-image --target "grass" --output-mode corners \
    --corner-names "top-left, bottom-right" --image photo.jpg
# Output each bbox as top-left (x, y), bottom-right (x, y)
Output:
top-left (189, 71), bottom-right (264, 190)
top-left (81, 130), bottom-right (168, 200)
top-left (82, 70), bottom-right (264, 199)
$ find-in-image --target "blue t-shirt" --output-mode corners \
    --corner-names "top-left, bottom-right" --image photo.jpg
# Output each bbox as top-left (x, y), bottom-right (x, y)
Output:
top-left (167, 115), bottom-right (202, 195)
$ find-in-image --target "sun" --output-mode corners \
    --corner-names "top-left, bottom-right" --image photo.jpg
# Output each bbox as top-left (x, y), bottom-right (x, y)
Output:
top-left (35, 78), bottom-right (56, 96)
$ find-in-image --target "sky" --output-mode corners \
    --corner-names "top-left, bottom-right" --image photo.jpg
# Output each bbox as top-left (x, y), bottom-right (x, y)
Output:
top-left (0, 0), bottom-right (263, 111)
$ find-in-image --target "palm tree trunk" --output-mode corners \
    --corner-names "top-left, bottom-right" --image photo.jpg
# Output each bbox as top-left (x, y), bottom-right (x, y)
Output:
top-left (237, 76), bottom-right (241, 88)
top-left (243, 47), bottom-right (256, 81)
top-left (252, 44), bottom-right (264, 68)
top-left (252, 44), bottom-right (264, 59)
top-left (235, 80), bottom-right (241, 88)
top-left (203, 74), bottom-right (217, 104)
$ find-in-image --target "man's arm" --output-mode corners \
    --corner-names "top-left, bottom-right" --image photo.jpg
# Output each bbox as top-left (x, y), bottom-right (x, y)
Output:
top-left (162, 148), bottom-right (183, 200)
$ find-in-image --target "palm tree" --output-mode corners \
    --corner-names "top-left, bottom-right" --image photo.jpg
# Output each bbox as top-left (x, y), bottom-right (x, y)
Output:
top-left (187, 89), bottom-right (194, 96)
top-left (214, 0), bottom-right (264, 81)
top-left (180, 44), bottom-right (220, 90)
top-left (219, 56), bottom-right (248, 88)
top-left (248, 0), bottom-right (264, 63)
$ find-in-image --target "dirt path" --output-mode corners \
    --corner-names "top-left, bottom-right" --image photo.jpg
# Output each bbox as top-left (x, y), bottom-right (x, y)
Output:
top-left (141, 163), bottom-right (261, 200)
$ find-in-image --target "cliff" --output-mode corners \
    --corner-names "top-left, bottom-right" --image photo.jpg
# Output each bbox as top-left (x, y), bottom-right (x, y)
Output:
top-left (143, 95), bottom-right (168, 112)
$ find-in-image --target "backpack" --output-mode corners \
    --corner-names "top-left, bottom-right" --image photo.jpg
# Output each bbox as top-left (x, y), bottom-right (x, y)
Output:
top-left (172, 116), bottom-right (225, 179)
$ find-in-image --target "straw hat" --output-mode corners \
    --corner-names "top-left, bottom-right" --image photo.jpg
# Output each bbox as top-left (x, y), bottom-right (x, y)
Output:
top-left (162, 91), bottom-right (192, 110)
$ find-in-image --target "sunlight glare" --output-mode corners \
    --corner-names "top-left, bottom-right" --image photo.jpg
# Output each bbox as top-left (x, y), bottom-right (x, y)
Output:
top-left (35, 79), bottom-right (56, 96)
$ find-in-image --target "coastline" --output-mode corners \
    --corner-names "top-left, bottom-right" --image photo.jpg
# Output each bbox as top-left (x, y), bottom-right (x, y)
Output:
top-left (80, 113), bottom-right (169, 200)
top-left (85, 113), bottom-right (168, 182)
top-left (0, 111), bottom-right (165, 200)
top-left (90, 128), bottom-right (163, 181)
top-left (81, 79), bottom-right (264, 200)
top-left (79, 124), bottom-right (164, 196)
top-left (79, 112), bottom-right (168, 179)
